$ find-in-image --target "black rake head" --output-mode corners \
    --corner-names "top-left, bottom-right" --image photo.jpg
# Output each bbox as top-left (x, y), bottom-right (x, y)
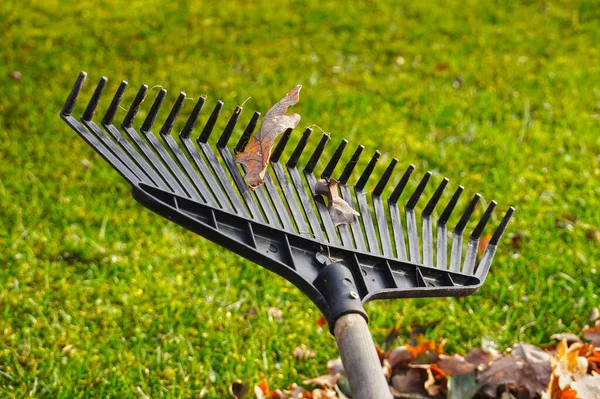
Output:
top-left (61, 72), bottom-right (514, 329)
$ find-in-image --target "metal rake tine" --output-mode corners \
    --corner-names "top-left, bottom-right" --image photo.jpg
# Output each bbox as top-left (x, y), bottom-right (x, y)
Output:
top-left (180, 96), bottom-right (206, 139)
top-left (462, 200), bottom-right (497, 275)
top-left (287, 127), bottom-right (312, 168)
top-left (355, 151), bottom-right (381, 254)
top-left (62, 71), bottom-right (87, 116)
top-left (102, 80), bottom-right (128, 126)
top-left (234, 112), bottom-right (260, 153)
top-left (372, 159), bottom-right (398, 257)
top-left (475, 206), bottom-right (515, 279)
top-left (389, 164), bottom-right (415, 260)
top-left (321, 139), bottom-right (347, 179)
top-left (338, 145), bottom-right (364, 184)
top-left (449, 193), bottom-right (481, 272)
top-left (141, 88), bottom-right (167, 132)
top-left (436, 186), bottom-right (464, 269)
top-left (198, 100), bottom-right (223, 144)
top-left (305, 133), bottom-right (330, 174)
top-left (160, 91), bottom-right (186, 136)
top-left (405, 172), bottom-right (432, 263)
top-left (217, 106), bottom-right (242, 148)
top-left (82, 76), bottom-right (107, 121)
top-left (270, 128), bottom-right (293, 163)
top-left (422, 178), bottom-right (449, 266)
top-left (123, 84), bottom-right (148, 128)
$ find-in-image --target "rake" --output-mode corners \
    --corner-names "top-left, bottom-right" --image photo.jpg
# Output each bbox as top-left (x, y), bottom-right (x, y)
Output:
top-left (60, 72), bottom-right (514, 399)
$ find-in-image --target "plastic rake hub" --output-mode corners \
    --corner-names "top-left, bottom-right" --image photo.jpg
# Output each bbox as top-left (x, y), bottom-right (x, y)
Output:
top-left (61, 72), bottom-right (514, 332)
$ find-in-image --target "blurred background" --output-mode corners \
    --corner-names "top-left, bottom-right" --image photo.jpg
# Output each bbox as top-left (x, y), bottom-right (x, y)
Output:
top-left (1, 0), bottom-right (599, 397)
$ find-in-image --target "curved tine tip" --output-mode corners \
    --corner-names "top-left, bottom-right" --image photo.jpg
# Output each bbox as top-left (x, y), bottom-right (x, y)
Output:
top-left (338, 144), bottom-right (364, 184)
top-left (198, 100), bottom-right (224, 143)
top-left (62, 71), bottom-right (88, 116)
top-left (82, 76), bottom-right (108, 121)
top-left (423, 177), bottom-right (449, 216)
top-left (321, 139), bottom-right (348, 179)
top-left (389, 163), bottom-right (416, 203)
top-left (373, 158), bottom-right (398, 196)
top-left (355, 150), bottom-right (380, 190)
top-left (471, 200), bottom-right (497, 239)
top-left (123, 84), bottom-right (149, 128)
top-left (454, 193), bottom-right (481, 234)
top-left (160, 92), bottom-right (186, 136)
top-left (489, 206), bottom-right (515, 245)
top-left (438, 185), bottom-right (464, 226)
top-left (405, 171), bottom-right (432, 210)
top-left (180, 94), bottom-right (205, 139)
top-left (141, 88), bottom-right (167, 132)
top-left (102, 80), bottom-right (128, 125)
top-left (270, 127), bottom-right (292, 163)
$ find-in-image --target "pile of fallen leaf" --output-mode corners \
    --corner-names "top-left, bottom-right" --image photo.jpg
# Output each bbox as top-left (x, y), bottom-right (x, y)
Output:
top-left (231, 308), bottom-right (600, 399)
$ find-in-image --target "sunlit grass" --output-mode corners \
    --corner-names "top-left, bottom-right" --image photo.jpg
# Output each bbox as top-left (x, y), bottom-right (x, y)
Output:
top-left (1, 0), bottom-right (599, 397)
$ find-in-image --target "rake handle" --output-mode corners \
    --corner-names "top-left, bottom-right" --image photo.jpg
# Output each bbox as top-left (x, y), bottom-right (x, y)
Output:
top-left (334, 313), bottom-right (392, 399)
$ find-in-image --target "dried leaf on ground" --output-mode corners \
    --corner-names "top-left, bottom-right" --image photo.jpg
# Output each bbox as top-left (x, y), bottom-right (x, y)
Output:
top-left (388, 346), bottom-right (413, 368)
top-left (551, 333), bottom-right (582, 344)
top-left (570, 372), bottom-right (600, 399)
top-left (464, 348), bottom-right (503, 371)
top-left (314, 178), bottom-right (359, 226)
top-left (583, 320), bottom-right (600, 346)
top-left (478, 343), bottom-right (551, 397)
top-left (391, 368), bottom-right (428, 394)
top-left (303, 374), bottom-right (340, 388)
top-left (293, 347), bottom-right (316, 362)
top-left (236, 85), bottom-right (302, 190)
top-left (438, 354), bottom-right (477, 376)
top-left (268, 307), bottom-right (284, 319)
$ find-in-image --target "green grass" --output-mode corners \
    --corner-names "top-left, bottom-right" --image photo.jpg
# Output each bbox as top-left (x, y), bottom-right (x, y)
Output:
top-left (1, 0), bottom-right (599, 397)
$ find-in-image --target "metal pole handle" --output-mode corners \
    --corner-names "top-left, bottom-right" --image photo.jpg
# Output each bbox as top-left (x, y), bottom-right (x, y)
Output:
top-left (334, 313), bottom-right (393, 399)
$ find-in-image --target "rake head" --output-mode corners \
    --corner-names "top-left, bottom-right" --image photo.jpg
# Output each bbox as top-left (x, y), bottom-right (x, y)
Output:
top-left (61, 72), bottom-right (514, 331)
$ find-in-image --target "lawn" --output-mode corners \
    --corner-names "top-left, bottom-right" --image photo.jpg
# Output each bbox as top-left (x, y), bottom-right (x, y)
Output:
top-left (1, 0), bottom-right (599, 397)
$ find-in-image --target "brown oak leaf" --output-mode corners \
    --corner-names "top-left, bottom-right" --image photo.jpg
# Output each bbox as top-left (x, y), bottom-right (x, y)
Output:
top-left (314, 178), bottom-right (359, 226)
top-left (236, 85), bottom-right (302, 190)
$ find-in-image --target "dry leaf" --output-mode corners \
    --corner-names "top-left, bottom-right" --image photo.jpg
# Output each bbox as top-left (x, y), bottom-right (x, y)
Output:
top-left (570, 372), bottom-right (600, 398)
top-left (391, 368), bottom-right (428, 394)
top-left (268, 307), bottom-right (284, 319)
top-left (236, 85), bottom-right (302, 190)
top-left (478, 343), bottom-right (552, 397)
top-left (464, 348), bottom-right (502, 370)
top-left (293, 347), bottom-right (316, 362)
top-left (589, 307), bottom-right (600, 324)
top-left (551, 333), bottom-right (582, 344)
top-left (583, 320), bottom-right (600, 346)
top-left (438, 354), bottom-right (477, 376)
top-left (314, 178), bottom-right (359, 226)
top-left (303, 374), bottom-right (340, 388)
top-left (388, 346), bottom-right (413, 368)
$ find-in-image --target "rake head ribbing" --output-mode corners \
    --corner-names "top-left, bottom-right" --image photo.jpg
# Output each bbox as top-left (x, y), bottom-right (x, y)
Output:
top-left (61, 72), bottom-right (514, 329)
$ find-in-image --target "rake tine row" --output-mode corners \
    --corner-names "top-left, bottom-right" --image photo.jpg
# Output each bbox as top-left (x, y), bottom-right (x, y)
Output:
top-left (63, 72), bottom-right (515, 278)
